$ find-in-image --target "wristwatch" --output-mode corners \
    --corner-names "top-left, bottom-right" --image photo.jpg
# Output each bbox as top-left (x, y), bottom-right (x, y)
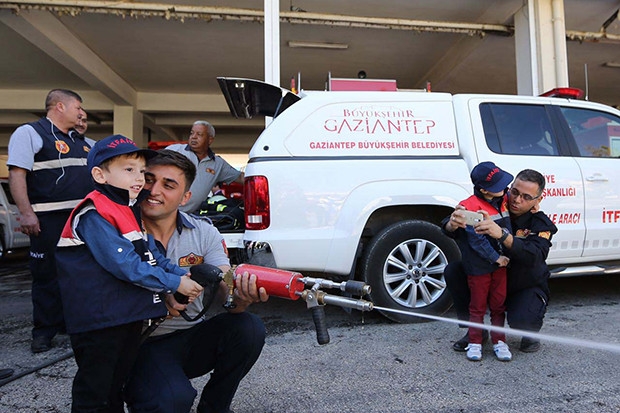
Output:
top-left (498, 227), bottom-right (510, 243)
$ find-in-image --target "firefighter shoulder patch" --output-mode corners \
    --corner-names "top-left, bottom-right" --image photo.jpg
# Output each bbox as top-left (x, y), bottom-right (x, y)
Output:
top-left (221, 239), bottom-right (229, 257)
top-left (538, 231), bottom-right (551, 240)
top-left (515, 228), bottom-right (531, 238)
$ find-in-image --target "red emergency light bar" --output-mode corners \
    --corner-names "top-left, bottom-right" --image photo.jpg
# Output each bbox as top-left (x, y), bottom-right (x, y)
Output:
top-left (329, 78), bottom-right (397, 92)
top-left (539, 87), bottom-right (584, 99)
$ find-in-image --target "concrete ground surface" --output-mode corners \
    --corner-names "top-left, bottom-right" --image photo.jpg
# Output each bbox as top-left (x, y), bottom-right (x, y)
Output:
top-left (1, 253), bottom-right (619, 413)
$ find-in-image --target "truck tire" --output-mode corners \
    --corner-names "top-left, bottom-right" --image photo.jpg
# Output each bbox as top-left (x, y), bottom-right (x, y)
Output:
top-left (360, 220), bottom-right (459, 323)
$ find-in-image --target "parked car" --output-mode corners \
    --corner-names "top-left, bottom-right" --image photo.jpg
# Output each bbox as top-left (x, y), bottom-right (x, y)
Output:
top-left (0, 178), bottom-right (29, 258)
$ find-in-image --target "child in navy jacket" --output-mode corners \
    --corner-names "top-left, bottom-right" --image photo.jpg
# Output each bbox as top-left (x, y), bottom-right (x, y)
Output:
top-left (56, 135), bottom-right (203, 412)
top-left (456, 161), bottom-right (513, 362)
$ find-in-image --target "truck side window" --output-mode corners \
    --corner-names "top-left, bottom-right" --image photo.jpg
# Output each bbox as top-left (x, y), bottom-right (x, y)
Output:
top-left (481, 103), bottom-right (558, 156)
top-left (560, 107), bottom-right (620, 158)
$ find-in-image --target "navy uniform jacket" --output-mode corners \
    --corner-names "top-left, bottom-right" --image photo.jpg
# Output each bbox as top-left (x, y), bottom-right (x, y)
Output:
top-left (56, 185), bottom-right (184, 334)
top-left (27, 118), bottom-right (92, 214)
top-left (506, 210), bottom-right (558, 297)
top-left (442, 209), bottom-right (557, 297)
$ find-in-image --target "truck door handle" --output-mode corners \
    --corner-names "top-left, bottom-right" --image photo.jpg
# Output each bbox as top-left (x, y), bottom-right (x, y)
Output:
top-left (586, 173), bottom-right (608, 182)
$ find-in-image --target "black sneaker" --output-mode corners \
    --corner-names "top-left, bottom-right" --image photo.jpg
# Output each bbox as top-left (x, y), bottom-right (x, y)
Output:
top-left (31, 336), bottom-right (52, 353)
top-left (520, 337), bottom-right (541, 353)
top-left (452, 330), bottom-right (490, 352)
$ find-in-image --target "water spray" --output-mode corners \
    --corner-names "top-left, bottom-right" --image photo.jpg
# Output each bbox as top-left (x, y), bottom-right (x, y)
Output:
top-left (219, 264), bottom-right (620, 353)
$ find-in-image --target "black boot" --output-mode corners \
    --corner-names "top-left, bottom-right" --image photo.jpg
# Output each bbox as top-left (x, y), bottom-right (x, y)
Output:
top-left (452, 330), bottom-right (489, 352)
top-left (520, 337), bottom-right (541, 353)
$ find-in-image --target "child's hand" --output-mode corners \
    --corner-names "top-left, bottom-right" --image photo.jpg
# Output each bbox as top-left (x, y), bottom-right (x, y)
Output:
top-left (496, 255), bottom-right (510, 267)
top-left (176, 275), bottom-right (203, 302)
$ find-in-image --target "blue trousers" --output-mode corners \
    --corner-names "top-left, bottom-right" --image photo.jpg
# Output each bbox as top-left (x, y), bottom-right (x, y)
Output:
top-left (31, 211), bottom-right (69, 339)
top-left (70, 321), bottom-right (143, 413)
top-left (125, 311), bottom-right (265, 413)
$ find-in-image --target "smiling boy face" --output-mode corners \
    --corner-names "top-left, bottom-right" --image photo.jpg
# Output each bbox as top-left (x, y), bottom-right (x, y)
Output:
top-left (93, 153), bottom-right (146, 200)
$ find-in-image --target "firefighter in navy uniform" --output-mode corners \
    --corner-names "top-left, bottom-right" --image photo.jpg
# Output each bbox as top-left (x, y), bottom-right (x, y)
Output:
top-left (7, 89), bottom-right (94, 353)
top-left (443, 169), bottom-right (558, 353)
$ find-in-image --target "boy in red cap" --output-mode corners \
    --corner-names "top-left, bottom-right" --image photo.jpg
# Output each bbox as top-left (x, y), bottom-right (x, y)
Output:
top-left (456, 161), bottom-right (513, 362)
top-left (56, 135), bottom-right (203, 412)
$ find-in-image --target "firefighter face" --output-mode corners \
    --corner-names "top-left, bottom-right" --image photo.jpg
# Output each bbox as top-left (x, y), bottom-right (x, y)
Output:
top-left (508, 178), bottom-right (542, 217)
top-left (142, 164), bottom-right (192, 221)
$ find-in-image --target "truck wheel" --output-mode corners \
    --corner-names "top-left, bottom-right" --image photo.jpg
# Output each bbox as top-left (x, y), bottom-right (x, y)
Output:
top-left (360, 220), bottom-right (459, 323)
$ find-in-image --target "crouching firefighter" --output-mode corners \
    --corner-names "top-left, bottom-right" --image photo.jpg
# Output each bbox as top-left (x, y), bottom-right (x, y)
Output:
top-left (124, 148), bottom-right (267, 413)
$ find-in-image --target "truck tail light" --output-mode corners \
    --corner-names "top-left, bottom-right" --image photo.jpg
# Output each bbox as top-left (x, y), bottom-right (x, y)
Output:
top-left (244, 175), bottom-right (270, 230)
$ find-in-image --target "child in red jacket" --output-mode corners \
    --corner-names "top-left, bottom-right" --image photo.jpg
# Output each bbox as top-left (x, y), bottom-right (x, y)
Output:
top-left (456, 161), bottom-right (513, 362)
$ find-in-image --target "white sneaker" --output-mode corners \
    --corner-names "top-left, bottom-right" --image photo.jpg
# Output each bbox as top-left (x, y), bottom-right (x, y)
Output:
top-left (466, 343), bottom-right (482, 361)
top-left (493, 340), bottom-right (512, 361)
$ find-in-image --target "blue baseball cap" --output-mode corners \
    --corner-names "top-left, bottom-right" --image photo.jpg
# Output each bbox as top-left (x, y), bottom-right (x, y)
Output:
top-left (470, 161), bottom-right (513, 193)
top-left (87, 134), bottom-right (157, 170)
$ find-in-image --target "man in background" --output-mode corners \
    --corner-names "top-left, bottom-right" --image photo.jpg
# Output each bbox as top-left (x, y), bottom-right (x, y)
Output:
top-left (166, 120), bottom-right (243, 214)
top-left (7, 89), bottom-right (94, 353)
top-left (75, 113), bottom-right (88, 136)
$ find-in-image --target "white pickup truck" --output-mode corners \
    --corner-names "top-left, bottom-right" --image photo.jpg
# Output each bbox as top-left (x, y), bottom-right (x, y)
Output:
top-left (0, 178), bottom-right (29, 259)
top-left (217, 78), bottom-right (620, 322)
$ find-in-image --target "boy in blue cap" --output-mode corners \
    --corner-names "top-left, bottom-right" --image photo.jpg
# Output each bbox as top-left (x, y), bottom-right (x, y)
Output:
top-left (56, 135), bottom-right (203, 412)
top-left (456, 161), bottom-right (513, 362)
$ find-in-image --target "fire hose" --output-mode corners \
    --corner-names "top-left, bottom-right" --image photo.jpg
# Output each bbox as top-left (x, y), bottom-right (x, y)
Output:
top-left (173, 264), bottom-right (620, 353)
top-left (4, 264), bottom-right (620, 389)
top-left (173, 263), bottom-right (374, 345)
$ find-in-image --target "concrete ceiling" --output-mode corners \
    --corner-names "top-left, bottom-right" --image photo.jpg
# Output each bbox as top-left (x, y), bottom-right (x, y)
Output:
top-left (1, 0), bottom-right (620, 156)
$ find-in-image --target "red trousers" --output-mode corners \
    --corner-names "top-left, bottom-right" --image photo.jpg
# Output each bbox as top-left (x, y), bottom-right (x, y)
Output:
top-left (467, 267), bottom-right (507, 345)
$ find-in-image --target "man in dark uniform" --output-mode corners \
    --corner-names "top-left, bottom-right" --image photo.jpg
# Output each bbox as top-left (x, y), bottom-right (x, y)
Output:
top-left (7, 89), bottom-right (94, 353)
top-left (443, 169), bottom-right (558, 353)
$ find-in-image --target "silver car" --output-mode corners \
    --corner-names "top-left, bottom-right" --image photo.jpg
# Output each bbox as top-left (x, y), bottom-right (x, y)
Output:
top-left (0, 178), bottom-right (29, 258)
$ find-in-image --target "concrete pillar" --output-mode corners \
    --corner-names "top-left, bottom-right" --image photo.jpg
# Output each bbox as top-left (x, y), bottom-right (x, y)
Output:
top-left (113, 105), bottom-right (145, 147)
top-left (264, 0), bottom-right (280, 126)
top-left (264, 0), bottom-right (280, 87)
top-left (514, 0), bottom-right (568, 96)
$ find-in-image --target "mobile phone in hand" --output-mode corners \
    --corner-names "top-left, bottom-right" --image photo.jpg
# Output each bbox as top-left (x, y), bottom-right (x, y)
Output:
top-left (461, 210), bottom-right (483, 226)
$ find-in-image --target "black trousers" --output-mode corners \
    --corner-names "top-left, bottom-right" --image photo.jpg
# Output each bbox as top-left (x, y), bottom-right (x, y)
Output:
top-left (70, 321), bottom-right (143, 413)
top-left (30, 211), bottom-right (69, 340)
top-left (444, 261), bottom-right (547, 333)
top-left (125, 311), bottom-right (266, 413)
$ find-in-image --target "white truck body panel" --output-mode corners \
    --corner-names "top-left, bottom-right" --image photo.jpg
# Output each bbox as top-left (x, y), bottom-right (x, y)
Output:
top-left (216, 76), bottom-right (620, 317)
